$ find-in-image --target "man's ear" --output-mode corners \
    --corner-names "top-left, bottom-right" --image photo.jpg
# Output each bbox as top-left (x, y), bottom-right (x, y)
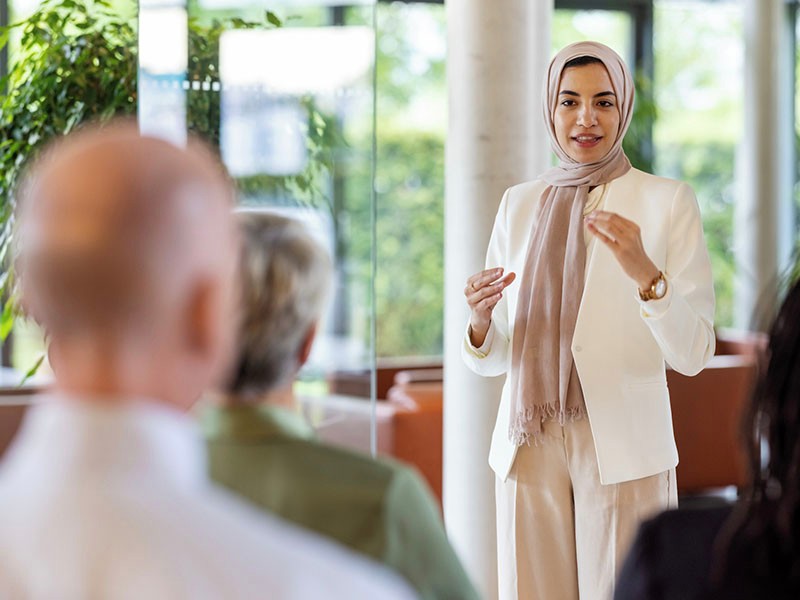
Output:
top-left (185, 279), bottom-right (219, 356)
top-left (298, 322), bottom-right (318, 368)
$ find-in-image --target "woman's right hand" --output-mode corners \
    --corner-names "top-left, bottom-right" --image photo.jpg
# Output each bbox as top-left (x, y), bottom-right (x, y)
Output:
top-left (464, 267), bottom-right (516, 348)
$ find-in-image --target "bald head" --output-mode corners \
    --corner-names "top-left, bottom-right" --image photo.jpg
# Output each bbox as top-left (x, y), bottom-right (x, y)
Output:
top-left (17, 123), bottom-right (236, 334)
top-left (15, 123), bottom-right (240, 405)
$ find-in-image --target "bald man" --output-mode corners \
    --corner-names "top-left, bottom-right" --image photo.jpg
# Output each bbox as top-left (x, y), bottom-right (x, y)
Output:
top-left (0, 124), bottom-right (415, 599)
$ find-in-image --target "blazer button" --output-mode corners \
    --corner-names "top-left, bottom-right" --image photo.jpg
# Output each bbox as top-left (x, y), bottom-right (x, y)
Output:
top-left (574, 346), bottom-right (582, 352)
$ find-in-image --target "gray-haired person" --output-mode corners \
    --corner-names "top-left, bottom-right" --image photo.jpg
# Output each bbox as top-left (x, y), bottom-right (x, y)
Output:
top-left (202, 211), bottom-right (479, 600)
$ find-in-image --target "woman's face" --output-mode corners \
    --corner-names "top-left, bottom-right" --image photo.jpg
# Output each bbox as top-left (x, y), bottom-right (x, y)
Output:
top-left (554, 62), bottom-right (621, 164)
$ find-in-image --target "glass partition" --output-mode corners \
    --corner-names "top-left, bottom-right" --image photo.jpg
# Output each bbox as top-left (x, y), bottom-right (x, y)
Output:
top-left (139, 0), bottom-right (188, 145)
top-left (138, 0), bottom-right (380, 454)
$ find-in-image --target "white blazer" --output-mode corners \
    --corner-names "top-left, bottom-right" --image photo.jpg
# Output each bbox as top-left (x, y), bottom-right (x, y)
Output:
top-left (462, 168), bottom-right (716, 485)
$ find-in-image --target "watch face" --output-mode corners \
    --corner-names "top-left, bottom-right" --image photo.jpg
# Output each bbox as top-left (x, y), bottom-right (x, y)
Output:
top-left (655, 277), bottom-right (667, 298)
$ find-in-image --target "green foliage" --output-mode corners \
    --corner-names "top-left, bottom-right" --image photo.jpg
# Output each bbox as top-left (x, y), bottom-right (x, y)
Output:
top-left (0, 0), bottom-right (138, 320)
top-left (186, 12), bottom-right (334, 208)
top-left (624, 71), bottom-right (657, 173)
top-left (186, 11), bottom-right (281, 148)
top-left (0, 1), bottom-right (334, 371)
top-left (232, 97), bottom-right (339, 208)
top-left (0, 299), bottom-right (14, 342)
top-left (657, 141), bottom-right (735, 326)
top-left (779, 233), bottom-right (800, 303)
top-left (652, 3), bottom-right (740, 327)
top-left (374, 130), bottom-right (444, 357)
top-left (20, 353), bottom-right (45, 385)
top-left (365, 3), bottom-right (446, 357)
top-left (186, 17), bottom-right (224, 148)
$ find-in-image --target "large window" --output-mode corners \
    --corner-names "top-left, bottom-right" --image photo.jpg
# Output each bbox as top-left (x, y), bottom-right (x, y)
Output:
top-left (653, 0), bottom-right (742, 327)
top-left (369, 0), bottom-right (745, 360)
top-left (164, 1), bottom-right (379, 411)
top-left (3, 0), bottom-right (140, 373)
top-left (2, 0), bottom-right (789, 373)
top-left (367, 0), bottom-right (743, 364)
top-left (369, 1), bottom-right (446, 359)
top-left (368, 4), bottom-right (637, 361)
top-left (553, 10), bottom-right (633, 61)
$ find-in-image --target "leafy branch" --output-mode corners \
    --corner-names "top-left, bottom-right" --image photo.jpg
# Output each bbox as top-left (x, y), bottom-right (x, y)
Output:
top-left (0, 0), bottom-right (337, 364)
top-left (0, 0), bottom-right (137, 340)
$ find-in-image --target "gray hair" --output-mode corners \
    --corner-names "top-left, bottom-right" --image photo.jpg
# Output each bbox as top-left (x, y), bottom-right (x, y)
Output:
top-left (226, 211), bottom-right (332, 399)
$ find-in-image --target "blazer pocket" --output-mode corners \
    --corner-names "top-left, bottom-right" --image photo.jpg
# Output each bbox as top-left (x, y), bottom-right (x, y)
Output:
top-left (624, 379), bottom-right (668, 393)
top-left (622, 380), bottom-right (673, 446)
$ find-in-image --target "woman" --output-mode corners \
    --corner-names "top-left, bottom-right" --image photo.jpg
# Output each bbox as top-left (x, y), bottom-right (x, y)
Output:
top-left (461, 41), bottom-right (716, 600)
top-left (616, 276), bottom-right (800, 600)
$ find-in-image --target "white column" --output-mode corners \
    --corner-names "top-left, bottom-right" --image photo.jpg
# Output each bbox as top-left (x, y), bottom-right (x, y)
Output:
top-left (443, 1), bottom-right (552, 598)
top-left (736, 0), bottom-right (795, 330)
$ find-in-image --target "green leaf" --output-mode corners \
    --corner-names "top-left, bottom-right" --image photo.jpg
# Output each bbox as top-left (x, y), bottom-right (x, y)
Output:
top-left (20, 353), bottom-right (45, 386)
top-left (0, 300), bottom-right (14, 341)
top-left (266, 11), bottom-right (282, 28)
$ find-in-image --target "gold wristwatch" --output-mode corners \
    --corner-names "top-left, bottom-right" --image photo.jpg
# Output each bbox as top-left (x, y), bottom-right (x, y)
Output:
top-left (638, 271), bottom-right (667, 301)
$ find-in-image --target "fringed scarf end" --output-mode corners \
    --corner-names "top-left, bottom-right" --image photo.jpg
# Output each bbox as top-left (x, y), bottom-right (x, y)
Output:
top-left (509, 402), bottom-right (585, 447)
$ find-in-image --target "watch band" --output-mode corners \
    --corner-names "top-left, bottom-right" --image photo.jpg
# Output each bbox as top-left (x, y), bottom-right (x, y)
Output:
top-left (638, 271), bottom-right (667, 302)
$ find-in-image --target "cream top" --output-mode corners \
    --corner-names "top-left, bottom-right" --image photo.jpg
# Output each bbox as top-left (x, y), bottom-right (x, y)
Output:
top-left (584, 183), bottom-right (608, 260)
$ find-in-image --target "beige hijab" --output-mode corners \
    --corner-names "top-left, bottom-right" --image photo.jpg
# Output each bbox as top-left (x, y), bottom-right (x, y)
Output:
top-left (508, 41), bottom-right (635, 446)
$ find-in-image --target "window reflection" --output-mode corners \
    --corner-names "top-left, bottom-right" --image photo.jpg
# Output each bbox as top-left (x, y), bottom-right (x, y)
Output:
top-left (218, 26), bottom-right (373, 178)
top-left (176, 2), bottom-right (378, 452)
top-left (138, 2), bottom-right (188, 145)
top-left (220, 27), bottom-right (373, 95)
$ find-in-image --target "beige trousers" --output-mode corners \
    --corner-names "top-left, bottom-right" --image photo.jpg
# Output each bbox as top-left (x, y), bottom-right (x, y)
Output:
top-left (495, 416), bottom-right (677, 600)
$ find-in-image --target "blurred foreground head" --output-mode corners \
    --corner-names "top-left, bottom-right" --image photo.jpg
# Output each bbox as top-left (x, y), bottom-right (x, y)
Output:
top-left (226, 211), bottom-right (331, 402)
top-left (15, 122), bottom-right (239, 409)
top-left (715, 277), bottom-right (800, 589)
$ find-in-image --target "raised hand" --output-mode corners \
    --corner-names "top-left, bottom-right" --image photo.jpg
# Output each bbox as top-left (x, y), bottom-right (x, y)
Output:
top-left (464, 267), bottom-right (516, 347)
top-left (584, 210), bottom-right (660, 291)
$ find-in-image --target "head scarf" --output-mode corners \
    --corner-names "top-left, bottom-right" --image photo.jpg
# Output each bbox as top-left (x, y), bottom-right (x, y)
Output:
top-left (508, 41), bottom-right (635, 445)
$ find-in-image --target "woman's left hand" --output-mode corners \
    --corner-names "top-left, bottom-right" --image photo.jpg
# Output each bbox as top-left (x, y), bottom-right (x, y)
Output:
top-left (585, 210), bottom-right (660, 291)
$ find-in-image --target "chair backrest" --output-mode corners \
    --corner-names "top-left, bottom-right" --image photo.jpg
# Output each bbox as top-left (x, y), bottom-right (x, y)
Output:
top-left (297, 393), bottom-right (396, 455)
top-left (326, 360), bottom-right (443, 401)
top-left (386, 381), bottom-right (444, 504)
top-left (393, 368), bottom-right (444, 387)
top-left (668, 354), bottom-right (757, 494)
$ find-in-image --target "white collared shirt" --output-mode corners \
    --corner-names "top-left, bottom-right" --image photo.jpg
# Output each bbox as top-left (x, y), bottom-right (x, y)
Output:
top-left (0, 395), bottom-right (416, 600)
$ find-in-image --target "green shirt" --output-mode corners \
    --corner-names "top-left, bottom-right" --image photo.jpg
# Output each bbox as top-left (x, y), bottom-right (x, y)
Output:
top-left (202, 404), bottom-right (479, 600)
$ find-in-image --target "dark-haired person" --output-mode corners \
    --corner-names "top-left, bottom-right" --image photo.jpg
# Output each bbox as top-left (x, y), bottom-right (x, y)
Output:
top-left (461, 41), bottom-right (715, 600)
top-left (203, 211), bottom-right (479, 600)
top-left (616, 276), bottom-right (800, 600)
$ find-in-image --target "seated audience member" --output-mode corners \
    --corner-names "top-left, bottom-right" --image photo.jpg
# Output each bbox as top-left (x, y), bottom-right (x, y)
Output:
top-left (615, 277), bottom-right (800, 600)
top-left (0, 124), bottom-right (415, 599)
top-left (202, 211), bottom-right (479, 600)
